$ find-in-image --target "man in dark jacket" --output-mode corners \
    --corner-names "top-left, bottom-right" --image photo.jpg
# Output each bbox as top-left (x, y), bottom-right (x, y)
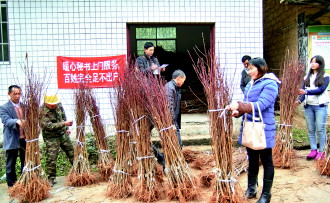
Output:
top-left (40, 94), bottom-right (74, 186)
top-left (0, 85), bottom-right (26, 187)
top-left (240, 55), bottom-right (252, 93)
top-left (135, 42), bottom-right (165, 75)
top-left (165, 69), bottom-right (186, 147)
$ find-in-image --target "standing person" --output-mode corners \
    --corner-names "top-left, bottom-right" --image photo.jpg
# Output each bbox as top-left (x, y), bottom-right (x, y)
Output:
top-left (40, 94), bottom-right (74, 186)
top-left (228, 57), bottom-right (280, 203)
top-left (165, 69), bottom-right (186, 148)
top-left (135, 42), bottom-right (165, 75)
top-left (0, 85), bottom-right (26, 187)
top-left (240, 55), bottom-right (252, 93)
top-left (296, 55), bottom-right (329, 160)
top-left (135, 42), bottom-right (166, 170)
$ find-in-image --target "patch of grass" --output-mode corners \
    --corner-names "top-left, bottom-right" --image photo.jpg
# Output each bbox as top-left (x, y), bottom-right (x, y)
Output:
top-left (291, 127), bottom-right (308, 142)
top-left (0, 134), bottom-right (116, 183)
top-left (275, 116), bottom-right (309, 143)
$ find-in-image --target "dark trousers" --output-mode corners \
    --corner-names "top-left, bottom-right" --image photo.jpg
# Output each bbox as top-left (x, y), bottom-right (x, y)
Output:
top-left (19, 138), bottom-right (26, 173)
top-left (6, 149), bottom-right (19, 187)
top-left (176, 128), bottom-right (182, 148)
top-left (152, 128), bottom-right (182, 167)
top-left (152, 145), bottom-right (165, 165)
top-left (5, 139), bottom-right (26, 187)
top-left (246, 147), bottom-right (274, 180)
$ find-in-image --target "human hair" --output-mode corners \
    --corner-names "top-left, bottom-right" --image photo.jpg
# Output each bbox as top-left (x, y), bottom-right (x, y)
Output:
top-left (304, 55), bottom-right (326, 87)
top-left (144, 42), bottom-right (155, 49)
top-left (248, 57), bottom-right (268, 76)
top-left (172, 69), bottom-right (186, 79)
top-left (241, 55), bottom-right (251, 63)
top-left (8, 85), bottom-right (21, 93)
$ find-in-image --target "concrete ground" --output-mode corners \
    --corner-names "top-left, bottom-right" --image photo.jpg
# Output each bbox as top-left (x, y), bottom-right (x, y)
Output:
top-left (1, 113), bottom-right (320, 203)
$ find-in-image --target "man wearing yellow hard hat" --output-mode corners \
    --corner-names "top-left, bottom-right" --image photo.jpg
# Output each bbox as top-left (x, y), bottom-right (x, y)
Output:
top-left (40, 93), bottom-right (74, 186)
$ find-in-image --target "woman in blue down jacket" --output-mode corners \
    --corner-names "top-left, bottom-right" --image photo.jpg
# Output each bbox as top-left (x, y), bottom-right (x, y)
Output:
top-left (228, 57), bottom-right (280, 203)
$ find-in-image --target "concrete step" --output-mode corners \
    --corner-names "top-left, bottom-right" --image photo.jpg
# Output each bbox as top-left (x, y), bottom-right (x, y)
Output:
top-left (152, 113), bottom-right (309, 149)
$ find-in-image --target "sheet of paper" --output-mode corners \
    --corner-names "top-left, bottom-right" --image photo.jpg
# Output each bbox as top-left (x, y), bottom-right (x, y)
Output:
top-left (153, 64), bottom-right (168, 74)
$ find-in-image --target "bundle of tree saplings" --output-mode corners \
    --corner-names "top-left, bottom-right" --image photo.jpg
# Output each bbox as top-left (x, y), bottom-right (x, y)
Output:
top-left (125, 68), bottom-right (164, 202)
top-left (273, 51), bottom-right (304, 168)
top-left (9, 54), bottom-right (50, 202)
top-left (316, 137), bottom-right (330, 175)
top-left (86, 88), bottom-right (114, 181)
top-left (66, 86), bottom-right (96, 186)
top-left (191, 46), bottom-right (242, 202)
top-left (107, 69), bottom-right (133, 198)
top-left (138, 70), bottom-right (199, 202)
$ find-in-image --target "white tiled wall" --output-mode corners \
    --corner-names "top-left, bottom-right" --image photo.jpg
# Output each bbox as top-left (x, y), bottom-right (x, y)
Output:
top-left (0, 0), bottom-right (263, 134)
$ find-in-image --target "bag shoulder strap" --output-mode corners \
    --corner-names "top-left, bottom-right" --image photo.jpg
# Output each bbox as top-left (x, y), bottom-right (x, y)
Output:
top-left (255, 102), bottom-right (264, 123)
top-left (244, 102), bottom-right (255, 123)
top-left (244, 102), bottom-right (263, 124)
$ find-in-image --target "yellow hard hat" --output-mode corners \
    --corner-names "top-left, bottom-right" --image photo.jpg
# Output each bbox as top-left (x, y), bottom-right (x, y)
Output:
top-left (44, 94), bottom-right (59, 104)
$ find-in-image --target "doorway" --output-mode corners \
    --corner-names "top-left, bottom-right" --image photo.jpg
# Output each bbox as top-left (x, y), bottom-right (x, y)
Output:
top-left (127, 23), bottom-right (215, 113)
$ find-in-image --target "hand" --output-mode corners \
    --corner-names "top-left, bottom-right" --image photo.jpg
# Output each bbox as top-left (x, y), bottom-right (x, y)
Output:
top-left (151, 65), bottom-right (158, 70)
top-left (21, 120), bottom-right (27, 128)
top-left (66, 130), bottom-right (71, 135)
top-left (294, 101), bottom-right (300, 108)
top-left (64, 120), bottom-right (73, 126)
top-left (16, 119), bottom-right (22, 126)
top-left (227, 102), bottom-right (239, 111)
top-left (172, 125), bottom-right (177, 131)
top-left (231, 110), bottom-right (239, 117)
top-left (160, 67), bottom-right (166, 72)
top-left (298, 89), bottom-right (306, 95)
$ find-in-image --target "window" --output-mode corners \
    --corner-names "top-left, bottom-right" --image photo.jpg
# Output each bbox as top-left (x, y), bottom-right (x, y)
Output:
top-left (136, 27), bottom-right (176, 56)
top-left (0, 0), bottom-right (9, 62)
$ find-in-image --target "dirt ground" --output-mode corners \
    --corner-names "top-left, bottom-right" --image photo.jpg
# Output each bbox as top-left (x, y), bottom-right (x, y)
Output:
top-left (1, 147), bottom-right (329, 203)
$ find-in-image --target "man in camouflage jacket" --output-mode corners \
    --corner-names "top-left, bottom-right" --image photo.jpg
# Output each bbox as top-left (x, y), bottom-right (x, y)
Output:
top-left (40, 94), bottom-right (74, 186)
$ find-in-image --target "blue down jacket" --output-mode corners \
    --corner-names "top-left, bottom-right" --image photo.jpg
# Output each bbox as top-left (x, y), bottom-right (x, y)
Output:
top-left (238, 73), bottom-right (280, 149)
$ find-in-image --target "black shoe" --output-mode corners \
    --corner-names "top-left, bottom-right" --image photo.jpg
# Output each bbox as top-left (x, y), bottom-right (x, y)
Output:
top-left (257, 193), bottom-right (271, 203)
top-left (256, 179), bottom-right (273, 203)
top-left (245, 174), bottom-right (258, 199)
top-left (49, 179), bottom-right (57, 187)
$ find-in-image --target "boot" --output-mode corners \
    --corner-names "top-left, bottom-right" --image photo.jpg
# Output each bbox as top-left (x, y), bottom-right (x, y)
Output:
top-left (245, 174), bottom-right (258, 199)
top-left (257, 179), bottom-right (273, 203)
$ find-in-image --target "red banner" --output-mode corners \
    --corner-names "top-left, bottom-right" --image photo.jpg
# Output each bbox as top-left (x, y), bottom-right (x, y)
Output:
top-left (57, 55), bottom-right (126, 89)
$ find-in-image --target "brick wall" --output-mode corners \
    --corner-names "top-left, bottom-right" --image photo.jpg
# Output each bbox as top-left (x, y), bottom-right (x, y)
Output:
top-left (263, 0), bottom-right (330, 76)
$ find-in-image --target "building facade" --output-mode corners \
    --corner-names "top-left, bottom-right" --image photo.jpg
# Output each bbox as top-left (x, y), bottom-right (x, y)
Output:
top-left (0, 0), bottom-right (263, 131)
top-left (264, 0), bottom-right (330, 75)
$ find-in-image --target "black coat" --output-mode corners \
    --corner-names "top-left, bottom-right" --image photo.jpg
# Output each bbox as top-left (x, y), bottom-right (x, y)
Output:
top-left (240, 69), bottom-right (251, 93)
top-left (135, 54), bottom-right (160, 74)
top-left (165, 80), bottom-right (181, 129)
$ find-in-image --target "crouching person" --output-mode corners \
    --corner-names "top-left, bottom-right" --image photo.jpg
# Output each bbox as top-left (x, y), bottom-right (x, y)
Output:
top-left (40, 93), bottom-right (74, 186)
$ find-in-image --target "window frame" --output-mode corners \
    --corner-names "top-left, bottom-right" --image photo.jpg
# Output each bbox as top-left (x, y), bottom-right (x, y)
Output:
top-left (136, 26), bottom-right (177, 56)
top-left (0, 0), bottom-right (9, 64)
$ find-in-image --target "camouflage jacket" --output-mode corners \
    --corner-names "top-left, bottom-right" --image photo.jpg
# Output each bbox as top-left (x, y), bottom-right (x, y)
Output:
top-left (40, 102), bottom-right (68, 138)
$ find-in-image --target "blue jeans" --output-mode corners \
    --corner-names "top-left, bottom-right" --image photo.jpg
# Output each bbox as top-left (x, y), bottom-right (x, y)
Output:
top-left (304, 104), bottom-right (328, 152)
